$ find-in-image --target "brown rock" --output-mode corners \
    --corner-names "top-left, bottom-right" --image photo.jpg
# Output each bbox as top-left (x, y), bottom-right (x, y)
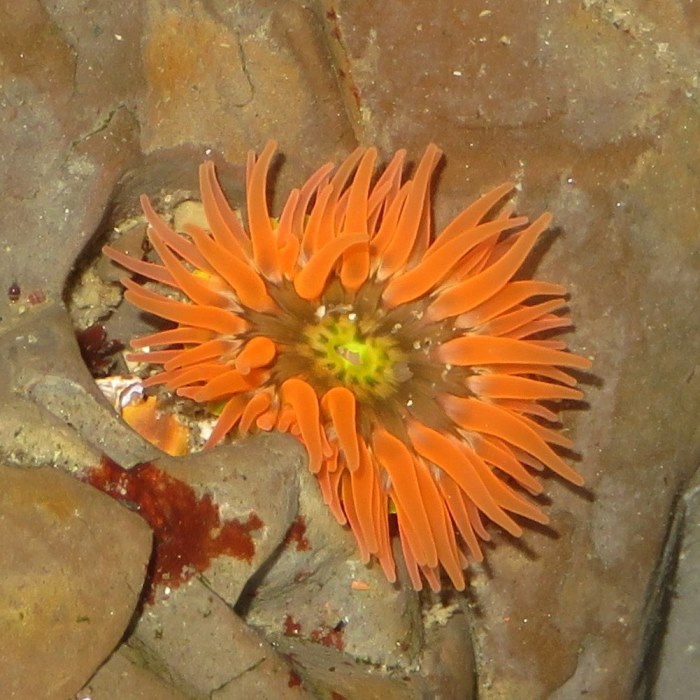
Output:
top-left (240, 468), bottom-right (473, 698)
top-left (140, 0), bottom-right (356, 189)
top-left (1, 0), bottom-right (699, 697)
top-left (213, 652), bottom-right (315, 700)
top-left (0, 303), bottom-right (160, 470)
top-left (422, 610), bottom-right (476, 699)
top-left (0, 465), bottom-right (151, 698)
top-left (151, 434), bottom-right (302, 604)
top-left (331, 1), bottom-right (700, 697)
top-left (133, 579), bottom-right (310, 698)
top-left (77, 647), bottom-right (191, 700)
top-left (242, 465), bottom-right (422, 668)
top-left (123, 435), bottom-right (301, 693)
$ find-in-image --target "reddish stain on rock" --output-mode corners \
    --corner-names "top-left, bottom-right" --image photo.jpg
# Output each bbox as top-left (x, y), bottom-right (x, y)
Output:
top-left (282, 612), bottom-right (346, 650)
top-left (288, 670), bottom-right (302, 688)
top-left (331, 692), bottom-right (347, 700)
top-left (76, 323), bottom-right (124, 375)
top-left (283, 614), bottom-right (302, 637)
top-left (284, 516), bottom-right (310, 551)
top-left (27, 288), bottom-right (46, 305)
top-left (310, 623), bottom-right (346, 651)
top-left (85, 456), bottom-right (263, 601)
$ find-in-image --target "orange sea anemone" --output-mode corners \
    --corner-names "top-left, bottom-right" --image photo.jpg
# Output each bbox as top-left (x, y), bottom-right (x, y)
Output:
top-left (103, 142), bottom-right (591, 591)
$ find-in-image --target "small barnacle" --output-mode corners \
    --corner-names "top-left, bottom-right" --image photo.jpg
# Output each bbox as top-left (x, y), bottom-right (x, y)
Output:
top-left (8, 281), bottom-right (20, 303)
top-left (27, 289), bottom-right (46, 305)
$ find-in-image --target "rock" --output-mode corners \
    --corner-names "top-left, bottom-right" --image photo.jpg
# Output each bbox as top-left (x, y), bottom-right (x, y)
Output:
top-left (332, 2), bottom-right (700, 696)
top-left (213, 653), bottom-right (316, 700)
top-left (76, 648), bottom-right (191, 700)
top-left (650, 470), bottom-right (700, 699)
top-left (0, 464), bottom-right (151, 698)
top-left (0, 303), bottom-right (159, 471)
top-left (239, 467), bottom-right (473, 698)
top-left (132, 578), bottom-right (313, 699)
top-left (1, 0), bottom-right (699, 697)
top-left (119, 435), bottom-right (301, 694)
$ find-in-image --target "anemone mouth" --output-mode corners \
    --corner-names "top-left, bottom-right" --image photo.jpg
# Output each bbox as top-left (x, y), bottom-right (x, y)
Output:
top-left (101, 141), bottom-right (591, 593)
top-left (299, 306), bottom-right (406, 398)
top-left (244, 273), bottom-right (474, 444)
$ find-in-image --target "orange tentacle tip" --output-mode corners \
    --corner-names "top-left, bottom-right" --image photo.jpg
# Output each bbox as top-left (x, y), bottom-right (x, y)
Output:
top-left (122, 395), bottom-right (190, 457)
top-left (102, 142), bottom-right (591, 592)
top-left (351, 580), bottom-right (370, 591)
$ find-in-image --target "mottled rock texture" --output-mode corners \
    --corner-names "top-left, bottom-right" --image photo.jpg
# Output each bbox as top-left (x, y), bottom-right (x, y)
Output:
top-left (0, 0), bottom-right (698, 698)
top-left (0, 465), bottom-right (151, 698)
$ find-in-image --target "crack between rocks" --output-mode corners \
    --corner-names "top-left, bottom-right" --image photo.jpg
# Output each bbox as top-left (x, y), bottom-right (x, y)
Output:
top-left (22, 372), bottom-right (141, 468)
top-left (211, 654), bottom-right (268, 694)
top-left (232, 30), bottom-right (255, 108)
top-left (204, 1), bottom-right (255, 109)
top-left (67, 104), bottom-right (135, 150)
top-left (313, 0), bottom-right (364, 143)
top-left (632, 488), bottom-right (687, 698)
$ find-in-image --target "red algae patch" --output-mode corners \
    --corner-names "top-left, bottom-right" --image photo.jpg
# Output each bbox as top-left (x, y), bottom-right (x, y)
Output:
top-left (75, 323), bottom-right (124, 376)
top-left (283, 614), bottom-right (302, 637)
top-left (309, 624), bottom-right (346, 651)
top-left (282, 614), bottom-right (346, 651)
top-left (288, 670), bottom-right (303, 688)
top-left (284, 516), bottom-right (310, 552)
top-left (84, 457), bottom-right (263, 601)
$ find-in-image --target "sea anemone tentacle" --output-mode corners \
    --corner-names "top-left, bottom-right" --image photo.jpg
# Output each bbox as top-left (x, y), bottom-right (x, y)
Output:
top-left (103, 141), bottom-right (591, 591)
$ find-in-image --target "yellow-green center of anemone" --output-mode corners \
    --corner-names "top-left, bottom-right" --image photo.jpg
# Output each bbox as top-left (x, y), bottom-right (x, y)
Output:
top-left (302, 312), bottom-right (406, 401)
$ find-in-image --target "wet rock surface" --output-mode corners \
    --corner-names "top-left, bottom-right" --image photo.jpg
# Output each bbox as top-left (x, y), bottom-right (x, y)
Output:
top-left (653, 470), bottom-right (700, 699)
top-left (0, 0), bottom-right (698, 698)
top-left (239, 466), bottom-right (475, 698)
top-left (76, 647), bottom-right (192, 700)
top-left (0, 464), bottom-right (151, 699)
